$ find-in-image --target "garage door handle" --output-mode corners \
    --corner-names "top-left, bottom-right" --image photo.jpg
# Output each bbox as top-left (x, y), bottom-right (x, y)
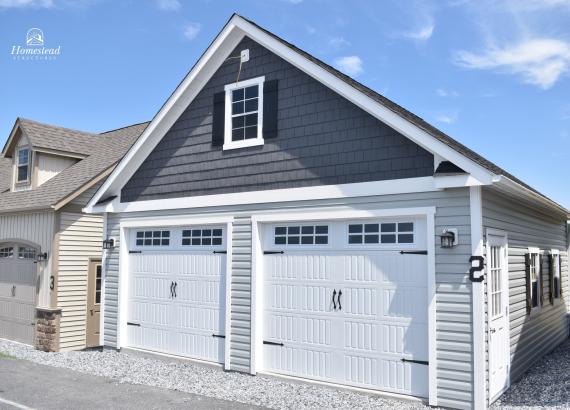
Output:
top-left (332, 289), bottom-right (337, 310)
top-left (11, 285), bottom-right (16, 297)
top-left (337, 290), bottom-right (342, 311)
top-left (173, 281), bottom-right (177, 298)
top-left (170, 281), bottom-right (174, 298)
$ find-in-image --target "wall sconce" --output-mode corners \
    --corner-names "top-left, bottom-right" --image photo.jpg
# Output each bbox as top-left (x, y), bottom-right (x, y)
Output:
top-left (37, 252), bottom-right (48, 262)
top-left (440, 228), bottom-right (458, 248)
top-left (102, 238), bottom-right (115, 250)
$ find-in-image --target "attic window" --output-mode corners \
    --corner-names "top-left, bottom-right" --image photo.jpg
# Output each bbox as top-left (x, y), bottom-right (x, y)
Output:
top-left (17, 148), bottom-right (30, 183)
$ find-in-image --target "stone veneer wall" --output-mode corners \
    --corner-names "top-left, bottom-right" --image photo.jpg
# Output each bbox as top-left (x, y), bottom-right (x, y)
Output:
top-left (35, 308), bottom-right (61, 352)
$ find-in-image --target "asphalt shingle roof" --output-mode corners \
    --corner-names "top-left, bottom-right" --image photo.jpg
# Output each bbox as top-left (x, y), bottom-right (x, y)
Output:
top-left (0, 121), bottom-right (148, 213)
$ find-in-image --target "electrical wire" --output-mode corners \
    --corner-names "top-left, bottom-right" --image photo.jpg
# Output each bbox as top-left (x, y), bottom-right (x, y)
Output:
top-left (223, 54), bottom-right (245, 85)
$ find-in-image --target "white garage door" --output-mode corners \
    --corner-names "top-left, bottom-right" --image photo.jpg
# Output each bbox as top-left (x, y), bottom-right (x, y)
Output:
top-left (262, 219), bottom-right (429, 398)
top-left (0, 244), bottom-right (37, 345)
top-left (127, 226), bottom-right (226, 363)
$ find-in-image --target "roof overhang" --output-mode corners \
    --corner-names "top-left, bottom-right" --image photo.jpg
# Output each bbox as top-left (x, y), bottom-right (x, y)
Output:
top-left (2, 119), bottom-right (27, 158)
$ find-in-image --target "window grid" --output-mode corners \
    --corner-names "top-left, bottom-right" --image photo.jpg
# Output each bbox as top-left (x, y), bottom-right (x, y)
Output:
top-left (348, 222), bottom-right (414, 245)
top-left (231, 85), bottom-right (259, 142)
top-left (95, 265), bottom-right (102, 304)
top-left (489, 246), bottom-right (503, 319)
top-left (18, 247), bottom-right (36, 260)
top-left (135, 230), bottom-right (170, 247)
top-left (529, 253), bottom-right (539, 309)
top-left (553, 254), bottom-right (561, 300)
top-left (182, 228), bottom-right (223, 246)
top-left (0, 247), bottom-right (14, 258)
top-left (17, 149), bottom-right (29, 182)
top-left (274, 225), bottom-right (329, 245)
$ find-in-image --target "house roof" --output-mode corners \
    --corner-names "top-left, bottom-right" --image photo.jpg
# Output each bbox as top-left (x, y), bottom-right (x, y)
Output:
top-left (0, 121), bottom-right (148, 213)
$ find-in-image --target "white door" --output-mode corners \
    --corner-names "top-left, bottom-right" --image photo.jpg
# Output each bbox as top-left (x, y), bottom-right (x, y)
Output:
top-left (127, 226), bottom-right (226, 363)
top-left (262, 219), bottom-right (429, 397)
top-left (487, 231), bottom-right (510, 400)
top-left (0, 244), bottom-right (37, 345)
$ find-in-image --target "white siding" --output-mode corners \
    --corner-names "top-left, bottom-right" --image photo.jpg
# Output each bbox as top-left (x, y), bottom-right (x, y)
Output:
top-left (482, 187), bottom-right (569, 399)
top-left (57, 212), bottom-right (103, 351)
top-left (36, 153), bottom-right (76, 187)
top-left (102, 188), bottom-right (475, 408)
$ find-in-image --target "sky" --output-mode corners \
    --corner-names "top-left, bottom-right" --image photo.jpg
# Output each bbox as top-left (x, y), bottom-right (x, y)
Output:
top-left (0, 0), bottom-right (569, 208)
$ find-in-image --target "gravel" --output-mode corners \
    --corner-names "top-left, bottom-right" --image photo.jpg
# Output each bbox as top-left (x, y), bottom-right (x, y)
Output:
top-left (491, 339), bottom-right (570, 409)
top-left (0, 339), bottom-right (429, 410)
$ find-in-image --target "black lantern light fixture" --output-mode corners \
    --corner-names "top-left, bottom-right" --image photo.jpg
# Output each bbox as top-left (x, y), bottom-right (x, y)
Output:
top-left (102, 238), bottom-right (115, 250)
top-left (37, 252), bottom-right (48, 262)
top-left (440, 228), bottom-right (458, 248)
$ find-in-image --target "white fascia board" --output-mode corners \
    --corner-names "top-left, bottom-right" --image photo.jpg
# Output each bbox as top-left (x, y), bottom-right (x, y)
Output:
top-left (91, 177), bottom-right (439, 214)
top-left (434, 174), bottom-right (486, 189)
top-left (86, 15), bottom-right (496, 212)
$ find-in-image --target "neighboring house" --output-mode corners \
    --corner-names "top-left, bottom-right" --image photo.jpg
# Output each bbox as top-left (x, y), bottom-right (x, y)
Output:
top-left (84, 15), bottom-right (569, 410)
top-left (0, 118), bottom-right (147, 352)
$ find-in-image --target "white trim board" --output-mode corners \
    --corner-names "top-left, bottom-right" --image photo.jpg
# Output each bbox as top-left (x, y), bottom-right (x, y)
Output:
top-left (250, 206), bottom-right (437, 405)
top-left (85, 14), bottom-right (499, 213)
top-left (88, 177), bottom-right (439, 213)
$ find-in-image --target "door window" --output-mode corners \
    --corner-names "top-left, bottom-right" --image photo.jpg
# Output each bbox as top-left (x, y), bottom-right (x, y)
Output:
top-left (95, 264), bottom-right (102, 304)
top-left (489, 246), bottom-right (503, 319)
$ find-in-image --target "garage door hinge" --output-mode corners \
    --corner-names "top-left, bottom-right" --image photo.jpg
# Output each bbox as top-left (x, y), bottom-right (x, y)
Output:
top-left (127, 322), bottom-right (141, 327)
top-left (264, 251), bottom-right (284, 255)
top-left (263, 340), bottom-right (284, 346)
top-left (401, 358), bottom-right (429, 365)
top-left (129, 250), bottom-right (142, 254)
top-left (212, 334), bottom-right (226, 338)
top-left (399, 250), bottom-right (428, 255)
top-left (212, 251), bottom-right (227, 254)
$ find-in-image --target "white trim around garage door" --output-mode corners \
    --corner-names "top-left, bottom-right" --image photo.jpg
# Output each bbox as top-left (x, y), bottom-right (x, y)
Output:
top-left (250, 206), bottom-right (437, 406)
top-left (117, 215), bottom-right (233, 370)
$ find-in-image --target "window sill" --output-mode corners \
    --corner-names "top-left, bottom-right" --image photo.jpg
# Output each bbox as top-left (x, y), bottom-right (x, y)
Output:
top-left (223, 138), bottom-right (264, 151)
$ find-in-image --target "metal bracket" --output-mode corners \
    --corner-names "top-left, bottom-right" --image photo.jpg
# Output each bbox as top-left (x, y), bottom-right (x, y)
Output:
top-left (264, 251), bottom-right (284, 255)
top-left (129, 250), bottom-right (142, 254)
top-left (126, 322), bottom-right (141, 327)
top-left (401, 358), bottom-right (429, 365)
top-left (263, 340), bottom-right (284, 346)
top-left (213, 251), bottom-right (227, 254)
top-left (212, 334), bottom-right (226, 338)
top-left (399, 250), bottom-right (428, 255)
top-left (469, 255), bottom-right (485, 282)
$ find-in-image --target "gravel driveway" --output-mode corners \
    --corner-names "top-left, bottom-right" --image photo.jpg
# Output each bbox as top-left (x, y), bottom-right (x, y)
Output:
top-left (491, 338), bottom-right (570, 409)
top-left (0, 339), bottom-right (428, 410)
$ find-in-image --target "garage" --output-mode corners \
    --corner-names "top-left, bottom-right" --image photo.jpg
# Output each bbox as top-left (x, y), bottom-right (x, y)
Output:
top-left (126, 226), bottom-right (227, 363)
top-left (0, 243), bottom-right (37, 345)
top-left (260, 218), bottom-right (429, 398)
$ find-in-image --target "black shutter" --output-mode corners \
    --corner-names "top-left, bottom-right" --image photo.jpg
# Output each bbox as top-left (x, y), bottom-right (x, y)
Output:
top-left (212, 91), bottom-right (225, 147)
top-left (559, 256), bottom-right (563, 298)
top-left (539, 254), bottom-right (544, 306)
top-left (549, 254), bottom-right (554, 305)
top-left (525, 253), bottom-right (532, 315)
top-left (263, 79), bottom-right (278, 139)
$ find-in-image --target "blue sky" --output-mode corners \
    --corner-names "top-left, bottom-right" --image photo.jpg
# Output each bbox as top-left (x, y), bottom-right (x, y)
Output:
top-left (1, 0), bottom-right (569, 208)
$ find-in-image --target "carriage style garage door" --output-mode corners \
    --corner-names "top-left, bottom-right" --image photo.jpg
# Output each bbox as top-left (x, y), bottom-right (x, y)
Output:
top-left (262, 218), bottom-right (429, 398)
top-left (0, 244), bottom-right (37, 345)
top-left (126, 226), bottom-right (226, 363)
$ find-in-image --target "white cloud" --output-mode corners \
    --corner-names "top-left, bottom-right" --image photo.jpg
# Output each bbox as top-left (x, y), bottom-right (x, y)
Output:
top-left (436, 111), bottom-right (459, 124)
top-left (402, 24), bottom-right (435, 41)
top-left (183, 22), bottom-right (201, 41)
top-left (0, 0), bottom-right (53, 7)
top-left (334, 56), bottom-right (363, 76)
top-left (328, 36), bottom-right (350, 49)
top-left (156, 0), bottom-right (180, 11)
top-left (455, 38), bottom-right (570, 89)
top-left (436, 88), bottom-right (459, 97)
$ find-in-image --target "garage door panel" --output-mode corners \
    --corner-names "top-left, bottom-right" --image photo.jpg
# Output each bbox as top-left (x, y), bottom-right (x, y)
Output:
top-left (177, 278), bottom-right (223, 306)
top-left (266, 313), bottom-right (333, 346)
top-left (176, 332), bottom-right (223, 362)
top-left (380, 287), bottom-right (427, 321)
top-left (266, 254), bottom-right (331, 281)
top-left (176, 304), bottom-right (221, 332)
top-left (129, 300), bottom-right (171, 326)
top-left (132, 276), bottom-right (172, 300)
top-left (264, 344), bottom-right (334, 381)
top-left (267, 283), bottom-right (334, 314)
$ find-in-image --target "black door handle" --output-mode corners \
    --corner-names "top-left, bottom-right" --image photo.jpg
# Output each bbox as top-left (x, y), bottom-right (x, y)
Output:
top-left (173, 281), bottom-right (177, 298)
top-left (332, 289), bottom-right (337, 310)
top-left (170, 281), bottom-right (174, 298)
top-left (337, 290), bottom-right (342, 311)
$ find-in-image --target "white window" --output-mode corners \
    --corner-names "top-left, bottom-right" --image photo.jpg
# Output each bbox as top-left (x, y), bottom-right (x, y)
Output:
top-left (274, 225), bottom-right (329, 245)
top-left (224, 76), bottom-right (264, 150)
top-left (528, 249), bottom-right (540, 312)
top-left (348, 222), bottom-right (414, 245)
top-left (16, 148), bottom-right (30, 183)
top-left (0, 247), bottom-right (14, 258)
top-left (135, 230), bottom-right (170, 247)
top-left (182, 228), bottom-right (223, 246)
top-left (551, 251), bottom-right (561, 300)
top-left (489, 245), bottom-right (503, 319)
top-left (18, 246), bottom-right (36, 260)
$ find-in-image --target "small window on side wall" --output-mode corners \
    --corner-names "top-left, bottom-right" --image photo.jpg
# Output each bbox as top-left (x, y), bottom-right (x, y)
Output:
top-left (17, 148), bottom-right (30, 183)
top-left (525, 249), bottom-right (542, 314)
top-left (549, 251), bottom-right (561, 303)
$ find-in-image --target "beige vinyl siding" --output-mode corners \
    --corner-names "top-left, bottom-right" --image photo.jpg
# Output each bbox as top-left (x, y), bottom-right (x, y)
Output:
top-left (36, 153), bottom-right (77, 187)
top-left (482, 187), bottom-right (569, 399)
top-left (102, 188), bottom-right (475, 408)
top-left (56, 211), bottom-right (103, 351)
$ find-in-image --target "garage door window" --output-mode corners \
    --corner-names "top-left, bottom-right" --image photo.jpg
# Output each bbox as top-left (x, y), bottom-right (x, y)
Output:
top-left (135, 230), bottom-right (170, 246)
top-left (182, 228), bottom-right (223, 246)
top-left (348, 222), bottom-right (414, 245)
top-left (0, 247), bottom-right (13, 258)
top-left (18, 247), bottom-right (36, 260)
top-left (274, 225), bottom-right (328, 245)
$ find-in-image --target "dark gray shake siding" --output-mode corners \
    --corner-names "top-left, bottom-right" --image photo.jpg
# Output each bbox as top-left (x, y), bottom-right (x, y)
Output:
top-left (102, 189), bottom-right (476, 409)
top-left (482, 187), bottom-right (569, 401)
top-left (121, 37), bottom-right (433, 202)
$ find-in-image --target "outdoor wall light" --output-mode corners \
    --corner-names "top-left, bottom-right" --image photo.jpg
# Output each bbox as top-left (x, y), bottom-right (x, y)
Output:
top-left (36, 252), bottom-right (48, 262)
top-left (440, 228), bottom-right (458, 248)
top-left (102, 238), bottom-right (115, 250)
